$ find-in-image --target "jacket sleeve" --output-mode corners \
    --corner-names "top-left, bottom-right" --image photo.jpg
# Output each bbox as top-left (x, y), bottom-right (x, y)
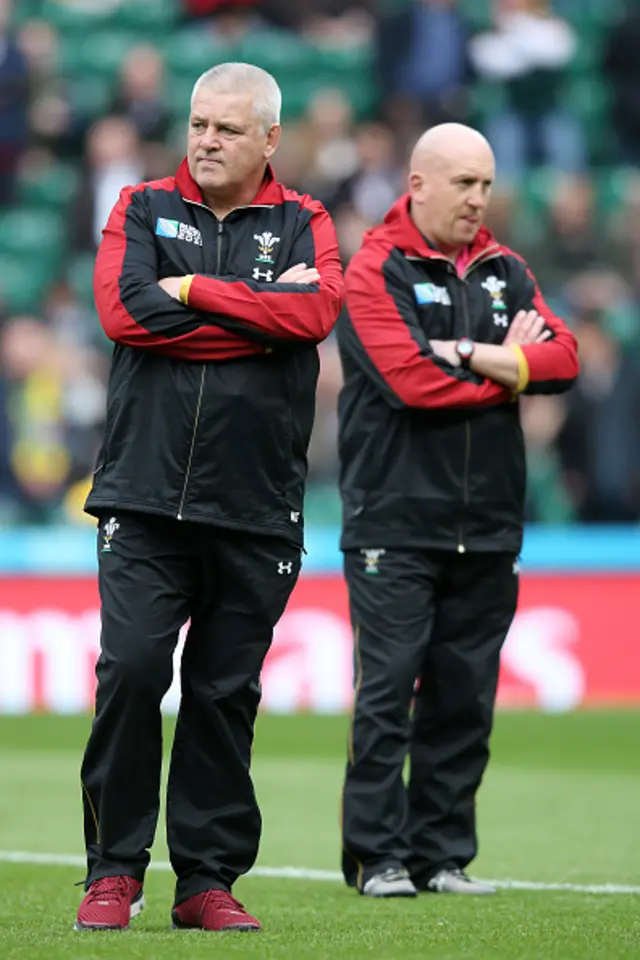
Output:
top-left (94, 185), bottom-right (265, 361)
top-left (181, 200), bottom-right (344, 345)
top-left (339, 246), bottom-right (512, 410)
top-left (507, 255), bottom-right (580, 395)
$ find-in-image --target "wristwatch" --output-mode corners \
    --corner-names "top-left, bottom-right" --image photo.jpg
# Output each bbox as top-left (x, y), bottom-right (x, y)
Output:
top-left (455, 337), bottom-right (475, 369)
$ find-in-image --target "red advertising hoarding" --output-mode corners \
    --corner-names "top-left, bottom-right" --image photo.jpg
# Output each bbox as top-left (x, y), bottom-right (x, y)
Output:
top-left (0, 574), bottom-right (636, 713)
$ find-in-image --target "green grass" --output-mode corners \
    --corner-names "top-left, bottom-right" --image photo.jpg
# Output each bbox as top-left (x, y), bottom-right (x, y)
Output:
top-left (1, 713), bottom-right (640, 958)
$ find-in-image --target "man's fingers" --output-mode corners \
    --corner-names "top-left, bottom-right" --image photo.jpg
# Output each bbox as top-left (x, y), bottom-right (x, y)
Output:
top-left (505, 309), bottom-right (530, 344)
top-left (276, 265), bottom-right (305, 282)
top-left (290, 269), bottom-right (320, 284)
top-left (520, 310), bottom-right (540, 337)
top-left (277, 263), bottom-right (314, 282)
top-left (524, 315), bottom-right (552, 344)
top-left (526, 315), bottom-right (545, 341)
top-left (507, 311), bottom-right (525, 337)
top-left (506, 310), bottom-right (552, 346)
top-left (157, 277), bottom-right (183, 299)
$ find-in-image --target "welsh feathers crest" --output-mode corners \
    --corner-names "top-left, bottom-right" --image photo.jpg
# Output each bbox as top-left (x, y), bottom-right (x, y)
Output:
top-left (481, 275), bottom-right (507, 310)
top-left (254, 231), bottom-right (280, 263)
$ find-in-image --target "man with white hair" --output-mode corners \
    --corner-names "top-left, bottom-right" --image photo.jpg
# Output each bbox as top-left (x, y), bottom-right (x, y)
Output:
top-left (337, 123), bottom-right (578, 898)
top-left (75, 62), bottom-right (344, 933)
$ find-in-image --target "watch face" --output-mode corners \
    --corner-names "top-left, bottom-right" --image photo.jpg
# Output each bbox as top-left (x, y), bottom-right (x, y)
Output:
top-left (457, 339), bottom-right (474, 358)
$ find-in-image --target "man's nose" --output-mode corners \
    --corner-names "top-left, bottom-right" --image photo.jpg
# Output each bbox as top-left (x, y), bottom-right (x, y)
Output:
top-left (467, 190), bottom-right (485, 210)
top-left (200, 127), bottom-right (222, 151)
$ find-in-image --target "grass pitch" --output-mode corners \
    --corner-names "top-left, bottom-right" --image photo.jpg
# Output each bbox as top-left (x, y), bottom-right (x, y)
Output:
top-left (0, 712), bottom-right (639, 959)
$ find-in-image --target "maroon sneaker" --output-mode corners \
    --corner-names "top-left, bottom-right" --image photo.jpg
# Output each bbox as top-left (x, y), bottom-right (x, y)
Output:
top-left (74, 876), bottom-right (144, 931)
top-left (172, 890), bottom-right (261, 932)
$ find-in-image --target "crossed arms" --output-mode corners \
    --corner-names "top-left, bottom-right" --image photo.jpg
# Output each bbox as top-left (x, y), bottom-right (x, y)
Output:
top-left (339, 247), bottom-right (579, 410)
top-left (94, 185), bottom-right (344, 361)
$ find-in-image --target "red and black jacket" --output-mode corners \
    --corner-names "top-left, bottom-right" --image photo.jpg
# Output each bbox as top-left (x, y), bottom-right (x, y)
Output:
top-left (337, 194), bottom-right (579, 553)
top-left (85, 159), bottom-right (344, 543)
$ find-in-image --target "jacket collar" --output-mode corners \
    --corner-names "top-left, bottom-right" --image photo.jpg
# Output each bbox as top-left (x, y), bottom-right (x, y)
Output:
top-left (378, 193), bottom-right (499, 265)
top-left (174, 157), bottom-right (282, 207)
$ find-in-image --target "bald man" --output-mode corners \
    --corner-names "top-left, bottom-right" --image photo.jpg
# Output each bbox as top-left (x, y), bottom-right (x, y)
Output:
top-left (337, 123), bottom-right (578, 898)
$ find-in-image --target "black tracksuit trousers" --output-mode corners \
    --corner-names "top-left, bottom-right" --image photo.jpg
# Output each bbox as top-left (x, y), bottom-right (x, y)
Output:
top-left (341, 549), bottom-right (519, 890)
top-left (81, 511), bottom-right (300, 905)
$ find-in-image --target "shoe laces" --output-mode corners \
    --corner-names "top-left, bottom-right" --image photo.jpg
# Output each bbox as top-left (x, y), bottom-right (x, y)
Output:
top-left (86, 876), bottom-right (132, 903)
top-left (380, 867), bottom-right (408, 883)
top-left (429, 868), bottom-right (469, 891)
top-left (201, 889), bottom-right (247, 914)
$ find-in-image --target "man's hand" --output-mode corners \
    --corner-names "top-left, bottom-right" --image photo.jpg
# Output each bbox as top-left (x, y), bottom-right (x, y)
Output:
top-left (504, 309), bottom-right (552, 346)
top-left (429, 340), bottom-right (460, 366)
top-left (430, 310), bottom-right (552, 366)
top-left (158, 277), bottom-right (184, 300)
top-left (158, 265), bottom-right (320, 300)
top-left (277, 263), bottom-right (320, 284)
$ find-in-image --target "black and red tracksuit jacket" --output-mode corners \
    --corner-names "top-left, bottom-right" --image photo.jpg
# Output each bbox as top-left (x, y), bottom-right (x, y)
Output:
top-left (337, 195), bottom-right (579, 554)
top-left (84, 158), bottom-right (344, 545)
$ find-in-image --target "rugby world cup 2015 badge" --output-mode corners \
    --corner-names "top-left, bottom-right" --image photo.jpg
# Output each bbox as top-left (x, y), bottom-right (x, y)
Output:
top-left (155, 218), bottom-right (203, 246)
top-left (413, 283), bottom-right (451, 306)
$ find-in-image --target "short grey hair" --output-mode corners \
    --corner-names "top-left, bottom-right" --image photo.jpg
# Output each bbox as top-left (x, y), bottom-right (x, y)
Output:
top-left (191, 62), bottom-right (282, 132)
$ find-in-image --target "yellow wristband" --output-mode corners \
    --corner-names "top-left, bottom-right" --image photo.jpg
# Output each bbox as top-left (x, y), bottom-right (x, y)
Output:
top-left (179, 275), bottom-right (195, 305)
top-left (509, 345), bottom-right (530, 394)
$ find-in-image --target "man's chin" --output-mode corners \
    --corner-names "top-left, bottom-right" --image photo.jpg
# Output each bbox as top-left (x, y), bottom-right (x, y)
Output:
top-left (196, 170), bottom-right (228, 192)
top-left (456, 223), bottom-right (481, 245)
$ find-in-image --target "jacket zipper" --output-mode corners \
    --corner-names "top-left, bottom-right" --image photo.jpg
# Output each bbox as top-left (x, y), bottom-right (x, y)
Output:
top-left (458, 280), bottom-right (471, 553)
top-left (216, 219), bottom-right (222, 270)
top-left (176, 219), bottom-right (224, 520)
top-left (456, 250), bottom-right (502, 551)
top-left (462, 246), bottom-right (501, 279)
top-left (174, 197), bottom-right (274, 520)
top-left (407, 247), bottom-right (503, 552)
top-left (177, 367), bottom-right (205, 520)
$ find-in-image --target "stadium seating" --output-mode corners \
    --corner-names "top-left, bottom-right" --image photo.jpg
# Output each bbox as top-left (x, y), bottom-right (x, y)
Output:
top-left (66, 252), bottom-right (96, 309)
top-left (16, 161), bottom-right (79, 214)
top-left (1, 0), bottom-right (630, 319)
top-left (0, 209), bottom-right (66, 270)
top-left (0, 256), bottom-right (50, 315)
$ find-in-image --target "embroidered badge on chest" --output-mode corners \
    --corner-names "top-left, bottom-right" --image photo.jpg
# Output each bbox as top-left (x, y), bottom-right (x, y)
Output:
top-left (155, 218), bottom-right (203, 246)
top-left (481, 276), bottom-right (509, 327)
top-left (413, 282), bottom-right (451, 306)
top-left (254, 231), bottom-right (280, 264)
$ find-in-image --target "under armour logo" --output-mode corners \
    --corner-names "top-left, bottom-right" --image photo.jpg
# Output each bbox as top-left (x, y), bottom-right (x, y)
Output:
top-left (290, 511), bottom-right (300, 523)
top-left (494, 313), bottom-right (508, 327)
top-left (278, 561), bottom-right (293, 575)
top-left (253, 267), bottom-right (274, 282)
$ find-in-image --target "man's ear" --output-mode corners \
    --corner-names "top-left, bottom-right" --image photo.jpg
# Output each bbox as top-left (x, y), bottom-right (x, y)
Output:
top-left (264, 124), bottom-right (281, 160)
top-left (408, 171), bottom-right (426, 204)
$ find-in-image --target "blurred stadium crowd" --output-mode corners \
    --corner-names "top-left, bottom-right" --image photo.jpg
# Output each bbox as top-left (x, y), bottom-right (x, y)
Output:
top-left (0, 0), bottom-right (639, 527)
